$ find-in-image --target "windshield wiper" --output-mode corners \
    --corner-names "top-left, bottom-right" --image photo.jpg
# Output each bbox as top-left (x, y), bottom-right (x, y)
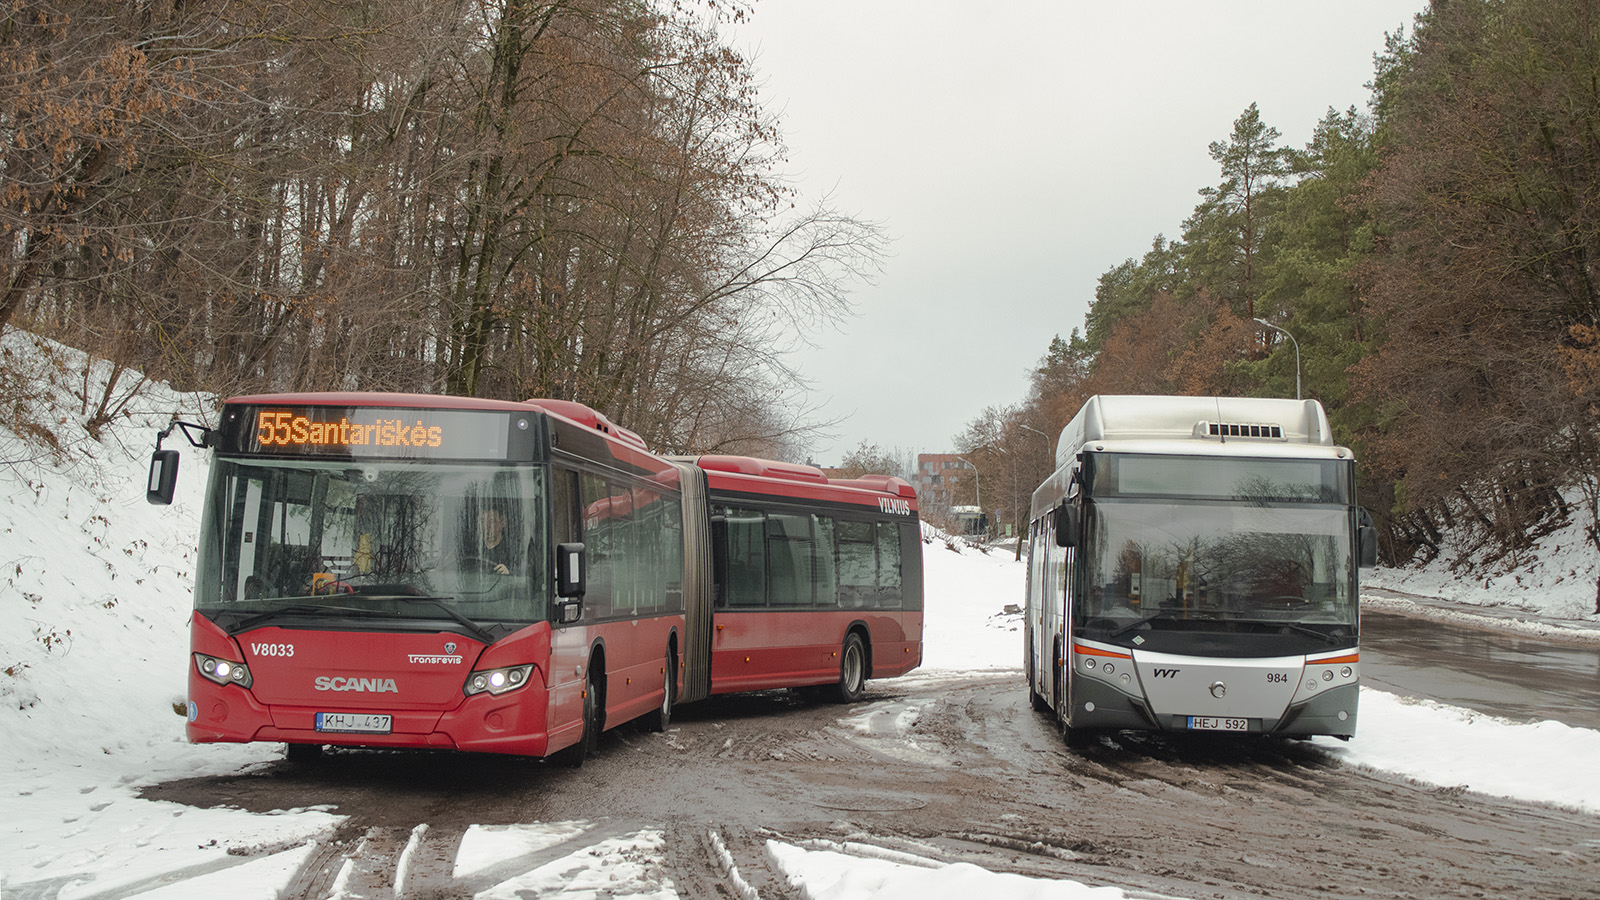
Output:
top-left (225, 597), bottom-right (501, 643)
top-left (1109, 608), bottom-right (1182, 638)
top-left (389, 596), bottom-right (498, 644)
top-left (228, 603), bottom-right (382, 633)
top-left (1240, 619), bottom-right (1348, 646)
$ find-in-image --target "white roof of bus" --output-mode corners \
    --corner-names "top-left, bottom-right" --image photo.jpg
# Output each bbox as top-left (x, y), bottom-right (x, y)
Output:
top-left (1055, 395), bottom-right (1338, 468)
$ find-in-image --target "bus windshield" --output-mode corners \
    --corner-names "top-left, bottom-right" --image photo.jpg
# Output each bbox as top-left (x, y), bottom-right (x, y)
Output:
top-left (195, 458), bottom-right (548, 635)
top-left (1076, 497), bottom-right (1357, 654)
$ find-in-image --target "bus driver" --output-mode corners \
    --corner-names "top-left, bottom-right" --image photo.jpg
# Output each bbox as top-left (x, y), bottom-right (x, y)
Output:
top-left (477, 506), bottom-right (515, 575)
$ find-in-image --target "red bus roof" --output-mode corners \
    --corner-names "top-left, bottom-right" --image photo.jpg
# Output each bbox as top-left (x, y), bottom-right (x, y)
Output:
top-left (226, 391), bottom-right (538, 412)
top-left (221, 393), bottom-right (914, 508)
top-left (692, 455), bottom-right (917, 511)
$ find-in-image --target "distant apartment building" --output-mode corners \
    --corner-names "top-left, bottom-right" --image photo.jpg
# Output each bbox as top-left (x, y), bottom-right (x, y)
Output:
top-left (914, 453), bottom-right (972, 520)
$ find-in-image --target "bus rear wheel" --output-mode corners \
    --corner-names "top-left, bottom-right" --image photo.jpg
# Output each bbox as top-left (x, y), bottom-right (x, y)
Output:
top-left (832, 632), bottom-right (867, 703)
top-left (645, 650), bottom-right (675, 733)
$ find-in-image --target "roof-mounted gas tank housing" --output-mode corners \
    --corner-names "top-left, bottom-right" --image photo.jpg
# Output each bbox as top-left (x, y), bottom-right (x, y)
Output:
top-left (1055, 395), bottom-right (1333, 468)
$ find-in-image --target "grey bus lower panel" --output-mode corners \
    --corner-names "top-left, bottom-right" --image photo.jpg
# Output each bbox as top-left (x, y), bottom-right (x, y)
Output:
top-left (1272, 682), bottom-right (1359, 737)
top-left (1070, 678), bottom-right (1358, 737)
top-left (1067, 677), bottom-right (1158, 730)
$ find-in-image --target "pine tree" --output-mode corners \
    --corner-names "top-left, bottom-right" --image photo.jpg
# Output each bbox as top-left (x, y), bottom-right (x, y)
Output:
top-left (1182, 103), bottom-right (1291, 322)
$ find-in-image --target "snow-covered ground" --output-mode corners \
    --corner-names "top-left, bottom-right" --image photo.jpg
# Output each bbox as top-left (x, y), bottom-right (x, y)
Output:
top-left (3, 329), bottom-right (1599, 899)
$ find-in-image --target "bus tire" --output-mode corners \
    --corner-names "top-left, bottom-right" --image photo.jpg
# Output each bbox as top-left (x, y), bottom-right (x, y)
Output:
top-left (555, 671), bottom-right (601, 768)
top-left (285, 743), bottom-right (322, 762)
top-left (1049, 636), bottom-right (1066, 721)
top-left (646, 650), bottom-right (675, 733)
top-left (1062, 723), bottom-right (1095, 749)
top-left (832, 632), bottom-right (867, 703)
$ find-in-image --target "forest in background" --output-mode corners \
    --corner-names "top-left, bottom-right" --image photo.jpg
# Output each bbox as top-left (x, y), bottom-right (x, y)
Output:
top-left (6, 0), bottom-right (1600, 578)
top-left (957, 0), bottom-right (1600, 575)
top-left (1, 0), bottom-right (882, 457)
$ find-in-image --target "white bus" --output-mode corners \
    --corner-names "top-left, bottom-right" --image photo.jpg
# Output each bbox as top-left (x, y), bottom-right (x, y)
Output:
top-left (1025, 396), bottom-right (1377, 745)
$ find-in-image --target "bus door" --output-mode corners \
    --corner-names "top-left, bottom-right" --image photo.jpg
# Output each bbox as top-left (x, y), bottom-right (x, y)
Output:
top-left (546, 466), bottom-right (588, 746)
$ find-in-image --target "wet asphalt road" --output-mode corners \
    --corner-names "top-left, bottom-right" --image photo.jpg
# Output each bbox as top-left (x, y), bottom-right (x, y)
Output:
top-left (1361, 610), bottom-right (1600, 730)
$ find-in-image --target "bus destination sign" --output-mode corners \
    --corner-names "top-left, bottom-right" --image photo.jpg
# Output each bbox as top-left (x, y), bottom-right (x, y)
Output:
top-left (234, 406), bottom-right (515, 460)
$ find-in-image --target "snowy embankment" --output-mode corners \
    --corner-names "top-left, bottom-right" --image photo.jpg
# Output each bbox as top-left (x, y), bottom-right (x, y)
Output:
top-left (1360, 511), bottom-right (1600, 642)
top-left (3, 329), bottom-right (1598, 899)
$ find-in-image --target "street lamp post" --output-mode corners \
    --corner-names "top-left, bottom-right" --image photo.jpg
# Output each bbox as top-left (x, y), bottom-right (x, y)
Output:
top-left (952, 455), bottom-right (985, 539)
top-left (954, 456), bottom-right (981, 510)
top-left (1253, 317), bottom-right (1302, 401)
top-left (1018, 423), bottom-right (1053, 466)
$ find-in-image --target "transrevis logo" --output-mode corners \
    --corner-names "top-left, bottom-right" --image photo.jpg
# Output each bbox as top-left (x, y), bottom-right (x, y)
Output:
top-left (408, 641), bottom-right (463, 665)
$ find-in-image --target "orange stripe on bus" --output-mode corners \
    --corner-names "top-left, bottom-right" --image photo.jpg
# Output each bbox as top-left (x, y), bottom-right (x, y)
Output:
top-left (1073, 644), bottom-right (1132, 660)
top-left (1314, 653), bottom-right (1359, 664)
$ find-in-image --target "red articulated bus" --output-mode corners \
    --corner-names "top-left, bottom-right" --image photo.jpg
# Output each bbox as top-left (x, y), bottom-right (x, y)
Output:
top-left (148, 393), bottom-right (922, 764)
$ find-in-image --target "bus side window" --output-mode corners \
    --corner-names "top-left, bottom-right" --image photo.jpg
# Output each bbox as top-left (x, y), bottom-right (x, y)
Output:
top-left (766, 513), bottom-right (811, 607)
top-left (608, 480), bottom-right (638, 616)
top-left (876, 522), bottom-right (902, 608)
top-left (897, 521), bottom-right (922, 612)
top-left (812, 515), bottom-right (838, 609)
top-left (633, 487), bottom-right (664, 614)
top-left (836, 519), bottom-right (875, 608)
top-left (551, 468), bottom-right (579, 546)
top-left (661, 494), bottom-right (685, 612)
top-left (579, 473), bottom-right (614, 620)
top-left (550, 468), bottom-right (579, 618)
top-left (723, 507), bottom-right (767, 607)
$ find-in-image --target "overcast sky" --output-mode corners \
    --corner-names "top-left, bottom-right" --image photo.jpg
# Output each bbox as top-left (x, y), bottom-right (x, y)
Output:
top-left (721, 1), bottom-right (1428, 465)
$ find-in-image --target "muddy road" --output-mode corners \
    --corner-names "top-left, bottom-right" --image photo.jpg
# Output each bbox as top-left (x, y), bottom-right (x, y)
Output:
top-left (142, 670), bottom-right (1600, 900)
top-left (1362, 610), bottom-right (1600, 730)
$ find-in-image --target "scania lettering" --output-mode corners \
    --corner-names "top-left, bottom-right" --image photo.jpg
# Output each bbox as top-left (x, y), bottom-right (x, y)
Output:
top-left (1024, 395), bottom-right (1377, 746)
top-left (315, 677), bottom-right (399, 693)
top-left (149, 393), bottom-right (922, 764)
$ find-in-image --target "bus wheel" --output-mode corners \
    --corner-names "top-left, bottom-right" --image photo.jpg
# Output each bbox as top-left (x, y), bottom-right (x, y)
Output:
top-left (285, 743), bottom-right (322, 762)
top-left (646, 650), bottom-right (675, 733)
top-left (556, 672), bottom-right (600, 768)
top-left (832, 633), bottom-right (867, 703)
top-left (1062, 722), bottom-right (1095, 749)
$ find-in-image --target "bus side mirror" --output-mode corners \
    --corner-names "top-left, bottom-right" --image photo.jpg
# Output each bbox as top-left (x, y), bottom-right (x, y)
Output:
top-left (147, 449), bottom-right (179, 505)
top-left (1357, 509), bottom-right (1378, 568)
top-left (555, 543), bottom-right (586, 623)
top-left (1054, 504), bottom-right (1078, 548)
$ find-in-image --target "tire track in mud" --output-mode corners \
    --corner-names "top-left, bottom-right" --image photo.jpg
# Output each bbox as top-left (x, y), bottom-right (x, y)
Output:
top-left (269, 819), bottom-right (687, 900)
top-left (137, 673), bottom-right (1600, 900)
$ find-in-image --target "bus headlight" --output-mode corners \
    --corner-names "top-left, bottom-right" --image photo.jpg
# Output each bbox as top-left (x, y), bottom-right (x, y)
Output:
top-left (464, 665), bottom-right (534, 697)
top-left (194, 653), bottom-right (253, 689)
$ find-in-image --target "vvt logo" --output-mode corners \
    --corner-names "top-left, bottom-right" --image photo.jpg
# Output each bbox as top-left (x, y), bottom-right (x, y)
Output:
top-left (1151, 668), bottom-right (1182, 678)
